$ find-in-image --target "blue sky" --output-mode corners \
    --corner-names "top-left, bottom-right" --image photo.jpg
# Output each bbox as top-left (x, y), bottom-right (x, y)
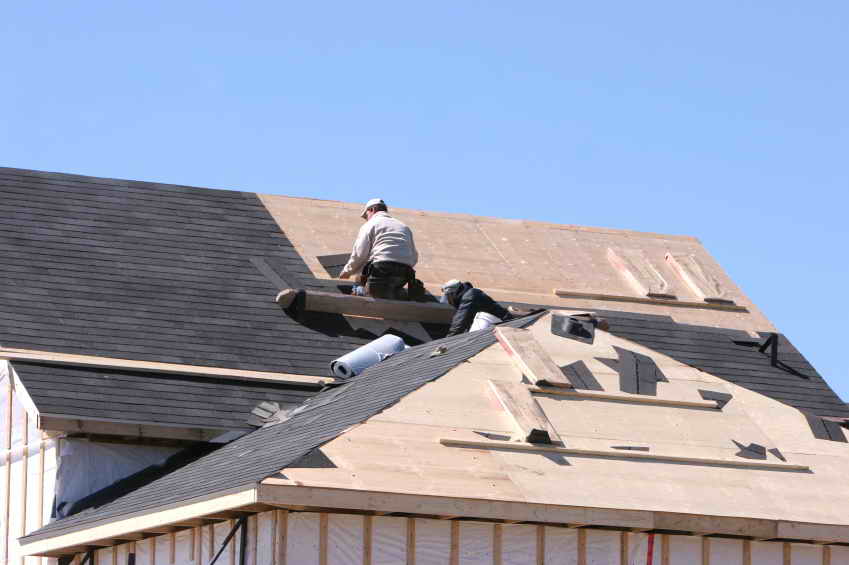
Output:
top-left (2, 3), bottom-right (847, 400)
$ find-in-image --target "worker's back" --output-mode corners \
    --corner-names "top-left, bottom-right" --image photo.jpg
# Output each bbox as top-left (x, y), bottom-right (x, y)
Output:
top-left (366, 211), bottom-right (418, 267)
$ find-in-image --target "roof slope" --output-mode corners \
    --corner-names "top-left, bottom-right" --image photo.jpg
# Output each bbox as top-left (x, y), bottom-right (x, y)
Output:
top-left (0, 167), bottom-right (377, 375)
top-left (596, 310), bottom-right (849, 420)
top-left (23, 316), bottom-right (538, 541)
top-left (12, 361), bottom-right (317, 431)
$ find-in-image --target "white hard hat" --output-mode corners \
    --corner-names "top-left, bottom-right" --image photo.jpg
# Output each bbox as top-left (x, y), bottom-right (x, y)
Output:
top-left (439, 279), bottom-right (462, 303)
top-left (360, 198), bottom-right (386, 219)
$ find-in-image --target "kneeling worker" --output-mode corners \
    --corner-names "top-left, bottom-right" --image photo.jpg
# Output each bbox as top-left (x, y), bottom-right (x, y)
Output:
top-left (339, 198), bottom-right (419, 300)
top-left (441, 280), bottom-right (516, 337)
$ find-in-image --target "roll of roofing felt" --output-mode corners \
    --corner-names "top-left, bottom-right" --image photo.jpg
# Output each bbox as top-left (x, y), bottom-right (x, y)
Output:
top-left (330, 334), bottom-right (407, 379)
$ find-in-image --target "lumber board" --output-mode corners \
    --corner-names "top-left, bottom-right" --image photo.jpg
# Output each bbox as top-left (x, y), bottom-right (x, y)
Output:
top-left (0, 348), bottom-right (327, 386)
top-left (527, 386), bottom-right (721, 410)
top-left (438, 438), bottom-right (810, 471)
top-left (488, 381), bottom-right (561, 444)
top-left (275, 289), bottom-right (455, 324)
top-left (552, 289), bottom-right (748, 312)
top-left (495, 327), bottom-right (573, 388)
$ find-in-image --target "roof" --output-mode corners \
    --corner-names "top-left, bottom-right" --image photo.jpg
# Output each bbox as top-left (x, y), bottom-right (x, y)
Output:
top-left (596, 310), bottom-right (849, 420)
top-left (0, 167), bottom-right (379, 376)
top-left (23, 316), bottom-right (538, 541)
top-left (11, 361), bottom-right (318, 431)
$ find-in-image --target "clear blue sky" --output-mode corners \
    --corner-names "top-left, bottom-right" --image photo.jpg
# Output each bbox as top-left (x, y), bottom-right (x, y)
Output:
top-left (2, 3), bottom-right (847, 400)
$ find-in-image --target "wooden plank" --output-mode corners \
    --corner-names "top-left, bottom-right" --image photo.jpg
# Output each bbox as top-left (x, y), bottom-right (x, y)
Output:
top-left (824, 545), bottom-right (831, 565)
top-left (552, 289), bottom-right (748, 312)
top-left (275, 289), bottom-right (456, 324)
top-left (450, 521), bottom-right (459, 565)
top-left (37, 416), bottom-right (224, 442)
top-left (664, 253), bottom-right (729, 303)
top-left (0, 348), bottom-right (327, 386)
top-left (702, 537), bottom-right (709, 565)
top-left (406, 518), bottom-right (415, 565)
top-left (363, 516), bottom-right (373, 565)
top-left (319, 514), bottom-right (328, 565)
top-left (493, 524), bottom-right (502, 565)
top-left (528, 386), bottom-right (720, 410)
top-left (577, 529), bottom-right (586, 565)
top-left (20, 410), bottom-right (29, 565)
top-left (536, 525), bottom-right (544, 565)
top-left (275, 511), bottom-right (287, 565)
top-left (190, 528), bottom-right (196, 562)
top-left (620, 532), bottom-right (628, 565)
top-left (661, 534), bottom-right (669, 565)
top-left (4, 377), bottom-right (12, 565)
top-left (228, 520), bottom-right (235, 565)
top-left (495, 327), bottom-right (573, 388)
top-left (439, 438), bottom-right (811, 471)
top-left (783, 542), bottom-right (791, 565)
top-left (489, 381), bottom-right (561, 444)
top-left (743, 539), bottom-right (751, 565)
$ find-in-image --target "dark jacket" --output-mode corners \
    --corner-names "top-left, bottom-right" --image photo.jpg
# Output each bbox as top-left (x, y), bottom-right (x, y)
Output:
top-left (445, 282), bottom-right (511, 336)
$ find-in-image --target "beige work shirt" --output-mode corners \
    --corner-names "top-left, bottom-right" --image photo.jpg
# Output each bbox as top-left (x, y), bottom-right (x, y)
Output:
top-left (340, 212), bottom-right (418, 277)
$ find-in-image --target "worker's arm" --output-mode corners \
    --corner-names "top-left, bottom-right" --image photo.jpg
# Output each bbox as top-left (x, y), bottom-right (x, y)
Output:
top-left (340, 222), bottom-right (374, 279)
top-left (446, 290), bottom-right (480, 337)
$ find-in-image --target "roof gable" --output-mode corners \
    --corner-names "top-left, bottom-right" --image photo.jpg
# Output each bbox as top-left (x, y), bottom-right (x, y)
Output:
top-left (23, 316), bottom-right (539, 542)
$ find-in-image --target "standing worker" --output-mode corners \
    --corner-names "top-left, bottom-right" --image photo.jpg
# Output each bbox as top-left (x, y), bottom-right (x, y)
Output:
top-left (339, 198), bottom-right (419, 300)
top-left (440, 280), bottom-right (516, 336)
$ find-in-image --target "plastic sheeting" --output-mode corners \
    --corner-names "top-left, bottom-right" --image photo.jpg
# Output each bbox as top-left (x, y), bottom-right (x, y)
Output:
top-left (0, 376), bottom-right (9, 564)
top-left (459, 522), bottom-right (493, 565)
top-left (54, 439), bottom-right (182, 518)
top-left (373, 516), bottom-right (407, 564)
top-left (256, 511), bottom-right (276, 565)
top-left (791, 543), bottom-right (822, 565)
top-left (328, 513), bottom-right (363, 565)
top-left (544, 527), bottom-right (578, 565)
top-left (752, 541), bottom-right (783, 564)
top-left (286, 512), bottom-right (320, 565)
top-left (668, 535), bottom-right (701, 563)
top-left (626, 533), bottom-right (662, 565)
top-left (586, 529), bottom-right (620, 564)
top-left (501, 524), bottom-right (537, 565)
top-left (414, 518), bottom-right (451, 565)
top-left (832, 546), bottom-right (849, 565)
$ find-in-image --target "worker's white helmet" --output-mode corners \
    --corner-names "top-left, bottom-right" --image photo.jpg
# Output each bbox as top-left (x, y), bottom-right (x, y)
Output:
top-left (360, 198), bottom-right (386, 219)
top-left (440, 279), bottom-right (462, 304)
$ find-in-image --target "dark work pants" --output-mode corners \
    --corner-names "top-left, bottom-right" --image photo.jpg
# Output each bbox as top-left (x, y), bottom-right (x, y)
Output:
top-left (364, 261), bottom-right (414, 300)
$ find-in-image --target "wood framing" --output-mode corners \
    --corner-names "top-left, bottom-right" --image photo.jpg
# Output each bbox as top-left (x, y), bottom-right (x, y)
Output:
top-left (0, 349), bottom-right (327, 386)
top-left (495, 327), bottom-right (573, 388)
top-left (37, 416), bottom-right (226, 442)
top-left (488, 380), bottom-right (561, 444)
top-left (552, 289), bottom-right (747, 312)
top-left (274, 289), bottom-right (455, 324)
top-left (438, 438), bottom-right (810, 471)
top-left (528, 386), bottom-right (721, 410)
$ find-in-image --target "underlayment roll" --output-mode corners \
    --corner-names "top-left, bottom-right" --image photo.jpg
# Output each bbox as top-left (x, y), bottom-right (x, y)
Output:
top-left (470, 311), bottom-right (502, 332)
top-left (330, 334), bottom-right (407, 379)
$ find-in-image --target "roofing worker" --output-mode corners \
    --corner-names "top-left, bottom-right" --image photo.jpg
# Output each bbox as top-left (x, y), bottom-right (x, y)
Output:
top-left (339, 198), bottom-right (419, 300)
top-left (441, 280), bottom-right (515, 337)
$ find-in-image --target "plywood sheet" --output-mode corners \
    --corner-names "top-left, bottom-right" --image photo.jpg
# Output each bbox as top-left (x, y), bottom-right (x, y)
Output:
top-left (258, 194), bottom-right (774, 332)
